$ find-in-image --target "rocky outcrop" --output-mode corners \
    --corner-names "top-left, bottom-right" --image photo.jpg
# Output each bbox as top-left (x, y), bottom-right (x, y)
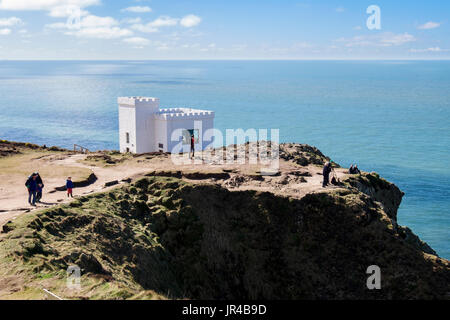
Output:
top-left (279, 143), bottom-right (336, 167)
top-left (343, 172), bottom-right (404, 221)
top-left (53, 173), bottom-right (97, 191)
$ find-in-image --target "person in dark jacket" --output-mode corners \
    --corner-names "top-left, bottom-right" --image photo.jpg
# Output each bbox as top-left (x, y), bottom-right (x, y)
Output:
top-left (322, 161), bottom-right (332, 187)
top-left (35, 172), bottom-right (44, 203)
top-left (190, 134), bottom-right (195, 159)
top-left (349, 164), bottom-right (361, 174)
top-left (25, 173), bottom-right (38, 206)
top-left (66, 177), bottom-right (74, 198)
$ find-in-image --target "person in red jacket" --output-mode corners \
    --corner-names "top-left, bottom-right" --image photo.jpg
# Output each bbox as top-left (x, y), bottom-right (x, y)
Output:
top-left (190, 134), bottom-right (195, 159)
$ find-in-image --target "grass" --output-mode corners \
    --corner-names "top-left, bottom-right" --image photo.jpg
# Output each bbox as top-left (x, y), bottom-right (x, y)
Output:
top-left (0, 148), bottom-right (93, 191)
top-left (80, 151), bottom-right (134, 167)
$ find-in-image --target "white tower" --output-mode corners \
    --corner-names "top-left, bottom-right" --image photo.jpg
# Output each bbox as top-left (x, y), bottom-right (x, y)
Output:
top-left (118, 97), bottom-right (159, 153)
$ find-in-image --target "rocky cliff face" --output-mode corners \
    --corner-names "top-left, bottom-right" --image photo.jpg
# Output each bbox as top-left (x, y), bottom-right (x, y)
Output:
top-left (2, 172), bottom-right (448, 299)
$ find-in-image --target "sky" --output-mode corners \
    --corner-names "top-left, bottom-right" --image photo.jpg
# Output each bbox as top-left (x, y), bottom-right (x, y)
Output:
top-left (0, 0), bottom-right (449, 60)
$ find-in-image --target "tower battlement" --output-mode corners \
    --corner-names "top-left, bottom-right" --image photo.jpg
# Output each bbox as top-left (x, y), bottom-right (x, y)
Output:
top-left (118, 97), bottom-right (160, 107)
top-left (154, 108), bottom-right (215, 120)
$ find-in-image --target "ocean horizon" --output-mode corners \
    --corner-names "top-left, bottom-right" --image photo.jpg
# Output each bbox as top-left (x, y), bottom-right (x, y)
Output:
top-left (0, 60), bottom-right (449, 258)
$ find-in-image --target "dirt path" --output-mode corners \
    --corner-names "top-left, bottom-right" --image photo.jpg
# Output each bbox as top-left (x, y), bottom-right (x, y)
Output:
top-left (0, 154), bottom-right (154, 227)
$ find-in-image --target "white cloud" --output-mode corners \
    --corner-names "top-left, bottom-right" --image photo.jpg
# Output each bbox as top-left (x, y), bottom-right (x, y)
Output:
top-left (0, 28), bottom-right (11, 35)
top-left (180, 14), bottom-right (201, 27)
top-left (45, 14), bottom-right (118, 29)
top-left (122, 17), bottom-right (142, 24)
top-left (410, 47), bottom-right (449, 53)
top-left (130, 16), bottom-right (179, 33)
top-left (149, 16), bottom-right (178, 27)
top-left (123, 36), bottom-right (150, 46)
top-left (380, 33), bottom-right (415, 46)
top-left (48, 5), bottom-right (89, 18)
top-left (335, 7), bottom-right (345, 13)
top-left (80, 15), bottom-right (117, 28)
top-left (336, 33), bottom-right (416, 47)
top-left (122, 6), bottom-right (152, 13)
top-left (45, 22), bottom-right (67, 29)
top-left (46, 14), bottom-right (132, 39)
top-left (66, 26), bottom-right (132, 39)
top-left (131, 23), bottom-right (158, 33)
top-left (0, 0), bottom-right (99, 11)
top-left (417, 21), bottom-right (441, 30)
top-left (0, 17), bottom-right (23, 27)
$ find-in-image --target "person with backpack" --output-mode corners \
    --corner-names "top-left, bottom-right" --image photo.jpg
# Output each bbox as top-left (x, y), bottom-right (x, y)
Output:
top-left (322, 161), bottom-right (332, 188)
top-left (35, 172), bottom-right (44, 203)
top-left (25, 173), bottom-right (38, 206)
top-left (66, 177), bottom-right (74, 198)
top-left (349, 164), bottom-right (355, 174)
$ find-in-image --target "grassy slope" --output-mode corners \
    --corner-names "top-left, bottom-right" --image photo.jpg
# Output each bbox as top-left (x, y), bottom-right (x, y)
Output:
top-left (0, 145), bottom-right (93, 192)
top-left (0, 176), bottom-right (449, 300)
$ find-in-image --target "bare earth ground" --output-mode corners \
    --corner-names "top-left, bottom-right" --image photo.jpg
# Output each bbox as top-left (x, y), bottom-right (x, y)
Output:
top-left (0, 149), bottom-right (349, 228)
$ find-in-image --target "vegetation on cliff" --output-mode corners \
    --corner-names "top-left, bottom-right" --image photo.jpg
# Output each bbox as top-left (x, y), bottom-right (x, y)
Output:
top-left (1, 174), bottom-right (448, 299)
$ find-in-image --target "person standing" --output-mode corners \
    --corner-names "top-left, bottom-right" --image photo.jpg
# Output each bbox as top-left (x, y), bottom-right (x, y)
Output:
top-left (322, 161), bottom-right (332, 188)
top-left (190, 134), bottom-right (195, 159)
top-left (35, 172), bottom-right (44, 203)
top-left (66, 177), bottom-right (74, 198)
top-left (25, 173), bottom-right (38, 206)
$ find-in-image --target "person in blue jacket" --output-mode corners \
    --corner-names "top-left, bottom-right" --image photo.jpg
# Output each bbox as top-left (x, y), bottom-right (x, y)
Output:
top-left (25, 173), bottom-right (38, 206)
top-left (66, 177), bottom-right (74, 198)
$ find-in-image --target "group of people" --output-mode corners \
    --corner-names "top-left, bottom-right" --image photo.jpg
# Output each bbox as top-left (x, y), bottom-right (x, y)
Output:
top-left (322, 161), bottom-right (361, 188)
top-left (25, 173), bottom-right (75, 206)
top-left (25, 172), bottom-right (44, 206)
top-left (348, 164), bottom-right (361, 174)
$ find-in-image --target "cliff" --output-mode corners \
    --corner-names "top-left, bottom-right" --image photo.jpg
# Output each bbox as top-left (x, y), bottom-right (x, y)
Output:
top-left (0, 142), bottom-right (448, 300)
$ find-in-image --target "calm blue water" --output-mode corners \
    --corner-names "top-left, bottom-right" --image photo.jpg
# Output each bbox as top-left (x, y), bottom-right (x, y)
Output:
top-left (0, 60), bottom-right (449, 258)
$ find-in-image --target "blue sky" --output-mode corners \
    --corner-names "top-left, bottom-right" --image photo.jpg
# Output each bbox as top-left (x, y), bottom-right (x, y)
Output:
top-left (0, 0), bottom-right (449, 59)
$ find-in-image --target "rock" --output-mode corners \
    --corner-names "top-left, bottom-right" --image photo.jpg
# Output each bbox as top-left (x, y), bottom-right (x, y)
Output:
top-left (104, 180), bottom-right (119, 187)
top-left (76, 253), bottom-right (108, 275)
top-left (1, 221), bottom-right (14, 233)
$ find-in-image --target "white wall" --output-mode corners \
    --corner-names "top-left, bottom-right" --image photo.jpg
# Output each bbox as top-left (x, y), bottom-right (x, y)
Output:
top-left (135, 107), bottom-right (156, 154)
top-left (119, 105), bottom-right (136, 153)
top-left (154, 119), bottom-right (168, 152)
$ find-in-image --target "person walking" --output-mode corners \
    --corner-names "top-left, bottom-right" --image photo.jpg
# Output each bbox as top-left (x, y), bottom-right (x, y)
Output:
top-left (35, 172), bottom-right (44, 203)
top-left (66, 177), bottom-right (74, 198)
top-left (322, 161), bottom-right (332, 188)
top-left (25, 173), bottom-right (38, 206)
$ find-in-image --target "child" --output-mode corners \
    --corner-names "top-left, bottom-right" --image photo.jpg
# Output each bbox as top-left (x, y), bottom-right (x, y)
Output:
top-left (66, 177), bottom-right (74, 198)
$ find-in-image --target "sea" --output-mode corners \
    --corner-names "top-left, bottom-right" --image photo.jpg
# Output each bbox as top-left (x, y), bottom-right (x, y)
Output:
top-left (0, 60), bottom-right (448, 258)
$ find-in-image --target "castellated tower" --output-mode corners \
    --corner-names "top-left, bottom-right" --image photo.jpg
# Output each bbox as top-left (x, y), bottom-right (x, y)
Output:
top-left (118, 97), bottom-right (160, 153)
top-left (118, 96), bottom-right (215, 154)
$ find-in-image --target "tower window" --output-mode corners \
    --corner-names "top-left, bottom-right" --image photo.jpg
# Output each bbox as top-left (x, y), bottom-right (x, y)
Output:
top-left (126, 132), bottom-right (130, 144)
